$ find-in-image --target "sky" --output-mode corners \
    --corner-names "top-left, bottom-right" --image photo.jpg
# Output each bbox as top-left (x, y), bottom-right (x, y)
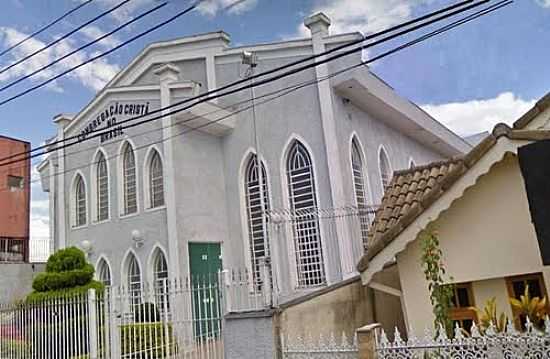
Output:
top-left (0, 0), bottom-right (548, 244)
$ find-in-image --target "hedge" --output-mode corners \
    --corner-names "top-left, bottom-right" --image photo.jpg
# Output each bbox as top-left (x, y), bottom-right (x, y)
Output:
top-left (120, 322), bottom-right (177, 358)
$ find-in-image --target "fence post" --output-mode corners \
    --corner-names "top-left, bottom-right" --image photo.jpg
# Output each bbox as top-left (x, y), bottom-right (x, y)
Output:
top-left (221, 269), bottom-right (232, 313)
top-left (88, 289), bottom-right (99, 359)
top-left (356, 323), bottom-right (381, 359)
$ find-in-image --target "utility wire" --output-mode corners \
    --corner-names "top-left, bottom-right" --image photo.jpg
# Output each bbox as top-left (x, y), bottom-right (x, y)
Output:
top-left (0, 0), bottom-right (495, 169)
top-left (0, 0), bottom-right (132, 76)
top-left (0, 0), bottom-right (205, 109)
top-left (0, 0), bottom-right (511, 184)
top-left (0, 0), bottom-right (484, 164)
top-left (0, 0), bottom-right (94, 58)
top-left (0, 1), bottom-right (168, 94)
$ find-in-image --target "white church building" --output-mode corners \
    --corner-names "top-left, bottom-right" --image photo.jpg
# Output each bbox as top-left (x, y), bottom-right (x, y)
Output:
top-left (38, 13), bottom-right (470, 303)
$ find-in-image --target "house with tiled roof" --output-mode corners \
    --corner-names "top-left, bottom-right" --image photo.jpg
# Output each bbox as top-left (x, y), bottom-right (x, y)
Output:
top-left (357, 92), bottom-right (550, 334)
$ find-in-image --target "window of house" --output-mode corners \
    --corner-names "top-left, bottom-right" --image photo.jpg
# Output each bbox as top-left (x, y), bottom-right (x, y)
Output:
top-left (287, 140), bottom-right (325, 288)
top-left (506, 273), bottom-right (548, 330)
top-left (97, 259), bottom-right (111, 287)
top-left (379, 148), bottom-right (392, 192)
top-left (244, 155), bottom-right (271, 290)
top-left (153, 250), bottom-right (169, 310)
top-left (127, 254), bottom-right (141, 310)
top-left (7, 175), bottom-right (24, 190)
top-left (351, 139), bottom-right (370, 249)
top-left (74, 175), bottom-right (87, 227)
top-left (449, 283), bottom-right (477, 333)
top-left (122, 144), bottom-right (137, 215)
top-left (149, 150), bottom-right (164, 208)
top-left (96, 152), bottom-right (109, 221)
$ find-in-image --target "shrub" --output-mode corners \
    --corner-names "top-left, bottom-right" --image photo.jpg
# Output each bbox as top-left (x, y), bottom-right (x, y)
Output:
top-left (120, 322), bottom-right (177, 358)
top-left (0, 339), bottom-right (30, 358)
top-left (32, 264), bottom-right (95, 292)
top-left (45, 247), bottom-right (87, 273)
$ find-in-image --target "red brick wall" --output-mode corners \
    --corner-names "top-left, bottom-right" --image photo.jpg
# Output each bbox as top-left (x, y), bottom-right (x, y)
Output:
top-left (0, 136), bottom-right (30, 240)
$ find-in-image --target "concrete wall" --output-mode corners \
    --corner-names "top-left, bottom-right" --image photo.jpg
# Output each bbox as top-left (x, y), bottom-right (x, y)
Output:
top-left (397, 154), bottom-right (546, 333)
top-left (224, 312), bottom-right (277, 359)
top-left (0, 263), bottom-right (45, 303)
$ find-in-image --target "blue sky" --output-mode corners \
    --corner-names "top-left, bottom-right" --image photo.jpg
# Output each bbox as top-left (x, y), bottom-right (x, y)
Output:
top-left (0, 0), bottom-right (548, 242)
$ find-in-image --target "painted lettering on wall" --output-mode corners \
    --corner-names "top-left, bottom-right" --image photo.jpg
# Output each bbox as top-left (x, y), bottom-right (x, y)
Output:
top-left (78, 102), bottom-right (150, 143)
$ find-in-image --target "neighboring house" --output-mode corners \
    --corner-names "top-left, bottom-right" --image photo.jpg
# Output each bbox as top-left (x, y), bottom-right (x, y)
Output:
top-left (37, 12), bottom-right (469, 307)
top-left (358, 93), bottom-right (550, 334)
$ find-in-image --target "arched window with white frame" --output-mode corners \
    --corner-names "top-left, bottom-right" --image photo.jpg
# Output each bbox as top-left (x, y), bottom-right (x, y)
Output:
top-left (351, 138), bottom-right (370, 248)
top-left (74, 174), bottom-right (87, 227)
top-left (286, 140), bottom-right (325, 288)
top-left (148, 150), bottom-right (164, 208)
top-left (126, 253), bottom-right (141, 309)
top-left (152, 249), bottom-right (169, 310)
top-left (379, 147), bottom-right (392, 193)
top-left (97, 258), bottom-right (111, 286)
top-left (96, 151), bottom-right (109, 221)
top-left (122, 143), bottom-right (138, 215)
top-left (244, 154), bottom-right (270, 289)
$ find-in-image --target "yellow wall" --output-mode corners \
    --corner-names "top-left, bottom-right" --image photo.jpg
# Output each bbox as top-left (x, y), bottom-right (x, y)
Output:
top-left (397, 154), bottom-right (548, 333)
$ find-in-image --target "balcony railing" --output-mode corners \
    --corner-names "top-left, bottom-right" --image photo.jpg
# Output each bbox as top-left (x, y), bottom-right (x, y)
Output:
top-left (0, 237), bottom-right (27, 262)
top-left (29, 238), bottom-right (52, 263)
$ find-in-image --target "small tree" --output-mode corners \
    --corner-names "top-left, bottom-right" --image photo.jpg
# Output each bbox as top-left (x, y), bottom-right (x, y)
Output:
top-left (419, 226), bottom-right (455, 337)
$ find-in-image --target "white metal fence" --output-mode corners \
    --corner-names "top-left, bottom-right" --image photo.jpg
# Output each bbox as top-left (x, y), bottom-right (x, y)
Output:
top-left (28, 238), bottom-right (51, 263)
top-left (376, 319), bottom-right (550, 358)
top-left (281, 332), bottom-right (358, 359)
top-left (0, 274), bottom-right (225, 359)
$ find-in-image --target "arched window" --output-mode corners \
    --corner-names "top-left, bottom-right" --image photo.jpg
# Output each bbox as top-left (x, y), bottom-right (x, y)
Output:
top-left (351, 139), bottom-right (369, 248)
top-left (153, 250), bottom-right (169, 310)
top-left (97, 259), bottom-right (111, 286)
top-left (244, 155), bottom-right (270, 289)
top-left (379, 147), bottom-right (392, 192)
top-left (127, 254), bottom-right (141, 309)
top-left (74, 175), bottom-right (86, 227)
top-left (96, 152), bottom-right (109, 221)
top-left (409, 158), bottom-right (416, 169)
top-left (149, 150), bottom-right (164, 208)
top-left (286, 140), bottom-right (325, 288)
top-left (122, 144), bottom-right (137, 215)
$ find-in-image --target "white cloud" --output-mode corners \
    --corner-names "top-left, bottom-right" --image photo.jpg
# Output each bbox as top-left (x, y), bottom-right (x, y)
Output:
top-left (421, 92), bottom-right (536, 137)
top-left (536, 0), bottom-right (550, 8)
top-left (79, 26), bottom-right (121, 49)
top-left (197, 0), bottom-right (258, 16)
top-left (296, 0), bottom-right (433, 37)
top-left (0, 26), bottom-right (120, 91)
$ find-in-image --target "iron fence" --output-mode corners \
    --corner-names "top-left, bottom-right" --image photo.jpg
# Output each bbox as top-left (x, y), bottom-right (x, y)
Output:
top-left (376, 319), bottom-right (550, 358)
top-left (0, 237), bottom-right (27, 263)
top-left (281, 332), bottom-right (358, 359)
top-left (28, 238), bottom-right (51, 263)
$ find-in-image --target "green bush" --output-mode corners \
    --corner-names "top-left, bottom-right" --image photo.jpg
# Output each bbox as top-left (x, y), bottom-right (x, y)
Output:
top-left (0, 339), bottom-right (30, 358)
top-left (26, 280), bottom-right (104, 303)
top-left (32, 264), bottom-right (95, 292)
top-left (120, 322), bottom-right (177, 358)
top-left (45, 247), bottom-right (87, 273)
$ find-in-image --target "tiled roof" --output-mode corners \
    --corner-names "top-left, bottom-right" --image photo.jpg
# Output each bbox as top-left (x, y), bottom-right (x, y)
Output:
top-left (357, 123), bottom-right (550, 272)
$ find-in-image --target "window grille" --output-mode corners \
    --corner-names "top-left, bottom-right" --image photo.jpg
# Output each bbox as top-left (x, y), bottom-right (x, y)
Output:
top-left (75, 175), bottom-right (86, 227)
top-left (96, 152), bottom-right (109, 221)
top-left (379, 148), bottom-right (392, 192)
top-left (351, 140), bottom-right (370, 248)
top-left (97, 259), bottom-right (111, 287)
top-left (149, 151), bottom-right (164, 208)
top-left (7, 175), bottom-right (24, 190)
top-left (127, 254), bottom-right (141, 310)
top-left (286, 141), bottom-right (325, 288)
top-left (244, 155), bottom-right (270, 290)
top-left (123, 144), bottom-right (137, 215)
top-left (153, 250), bottom-right (169, 310)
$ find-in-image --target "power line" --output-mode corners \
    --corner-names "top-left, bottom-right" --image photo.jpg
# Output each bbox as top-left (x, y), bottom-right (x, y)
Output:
top-left (0, 0), bottom-right (496, 169)
top-left (0, 0), bottom-right (484, 165)
top-left (0, 0), bottom-right (94, 58)
top-left (0, 0), bottom-right (511, 187)
top-left (0, 0), bottom-right (204, 109)
top-left (0, 1), bottom-right (168, 94)
top-left (0, 0), bottom-right (132, 76)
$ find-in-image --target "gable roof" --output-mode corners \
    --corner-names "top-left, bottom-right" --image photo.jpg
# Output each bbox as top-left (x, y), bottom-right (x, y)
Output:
top-left (513, 92), bottom-right (550, 129)
top-left (357, 123), bottom-right (550, 273)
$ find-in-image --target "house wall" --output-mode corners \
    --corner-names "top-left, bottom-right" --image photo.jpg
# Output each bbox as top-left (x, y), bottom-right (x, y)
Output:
top-left (472, 278), bottom-right (514, 321)
top-left (0, 263), bottom-right (45, 303)
top-left (397, 154), bottom-right (547, 333)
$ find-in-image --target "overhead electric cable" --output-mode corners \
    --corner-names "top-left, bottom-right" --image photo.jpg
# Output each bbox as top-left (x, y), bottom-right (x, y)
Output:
top-left (0, 0), bottom-right (94, 58)
top-left (0, 0), bottom-right (132, 76)
top-left (0, 0), bottom-right (490, 165)
top-left (0, 1), bottom-right (168, 93)
top-left (0, 0), bottom-right (511, 175)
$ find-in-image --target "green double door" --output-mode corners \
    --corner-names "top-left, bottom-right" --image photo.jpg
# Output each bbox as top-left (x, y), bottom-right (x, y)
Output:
top-left (188, 243), bottom-right (222, 339)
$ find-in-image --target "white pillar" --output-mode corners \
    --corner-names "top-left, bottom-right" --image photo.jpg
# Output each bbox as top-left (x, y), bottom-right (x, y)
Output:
top-left (154, 64), bottom-right (183, 280)
top-left (53, 114), bottom-right (72, 249)
top-left (305, 13), bottom-right (354, 279)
